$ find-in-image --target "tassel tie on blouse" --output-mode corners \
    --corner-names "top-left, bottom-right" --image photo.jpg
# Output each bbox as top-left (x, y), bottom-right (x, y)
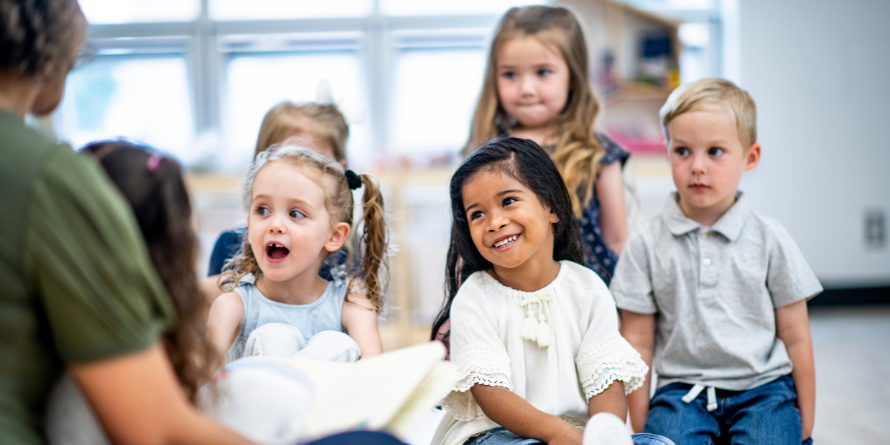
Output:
top-left (518, 292), bottom-right (553, 348)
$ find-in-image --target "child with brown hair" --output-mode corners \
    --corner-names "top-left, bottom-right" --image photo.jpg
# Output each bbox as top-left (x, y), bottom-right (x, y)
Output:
top-left (463, 5), bottom-right (629, 282)
top-left (613, 78), bottom-right (820, 444)
top-left (207, 145), bottom-right (389, 364)
top-left (434, 5), bottom-right (631, 346)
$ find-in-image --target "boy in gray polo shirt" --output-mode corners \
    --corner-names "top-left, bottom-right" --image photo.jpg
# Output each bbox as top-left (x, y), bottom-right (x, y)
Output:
top-left (611, 78), bottom-right (822, 445)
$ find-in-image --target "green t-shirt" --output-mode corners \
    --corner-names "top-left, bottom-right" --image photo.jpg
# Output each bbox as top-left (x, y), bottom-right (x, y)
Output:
top-left (0, 110), bottom-right (175, 445)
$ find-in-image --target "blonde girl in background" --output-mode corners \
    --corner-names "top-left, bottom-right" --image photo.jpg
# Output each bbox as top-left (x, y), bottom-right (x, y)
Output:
top-left (207, 146), bottom-right (388, 365)
top-left (465, 5), bottom-right (629, 282)
top-left (202, 101), bottom-right (351, 301)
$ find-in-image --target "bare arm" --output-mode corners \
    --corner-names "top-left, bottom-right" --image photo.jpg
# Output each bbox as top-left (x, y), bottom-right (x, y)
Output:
top-left (775, 300), bottom-right (815, 441)
top-left (596, 162), bottom-right (629, 256)
top-left (587, 380), bottom-right (627, 421)
top-left (70, 345), bottom-right (255, 445)
top-left (200, 275), bottom-right (223, 311)
top-left (472, 385), bottom-right (582, 445)
top-left (341, 292), bottom-right (383, 359)
top-left (206, 292), bottom-right (244, 366)
top-left (619, 310), bottom-right (655, 433)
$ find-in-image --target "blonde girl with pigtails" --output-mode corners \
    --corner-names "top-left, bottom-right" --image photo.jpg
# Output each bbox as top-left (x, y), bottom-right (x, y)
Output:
top-left (207, 145), bottom-right (389, 366)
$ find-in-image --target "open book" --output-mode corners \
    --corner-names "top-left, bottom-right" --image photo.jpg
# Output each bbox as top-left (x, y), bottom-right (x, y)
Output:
top-left (198, 341), bottom-right (455, 445)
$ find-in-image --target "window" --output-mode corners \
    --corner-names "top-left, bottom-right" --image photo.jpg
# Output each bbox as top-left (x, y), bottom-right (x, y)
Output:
top-left (223, 50), bottom-right (366, 169)
top-left (388, 47), bottom-right (485, 160)
top-left (210, 0), bottom-right (373, 20)
top-left (55, 55), bottom-right (195, 160)
top-left (79, 0), bottom-right (199, 23)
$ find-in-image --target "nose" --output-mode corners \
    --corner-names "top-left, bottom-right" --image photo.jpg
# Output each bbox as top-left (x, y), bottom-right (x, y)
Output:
top-left (487, 209), bottom-right (508, 232)
top-left (268, 212), bottom-right (287, 234)
top-left (690, 152), bottom-right (707, 175)
top-left (519, 73), bottom-right (535, 96)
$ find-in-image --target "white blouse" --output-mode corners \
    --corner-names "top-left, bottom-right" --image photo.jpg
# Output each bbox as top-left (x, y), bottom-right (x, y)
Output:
top-left (432, 261), bottom-right (648, 445)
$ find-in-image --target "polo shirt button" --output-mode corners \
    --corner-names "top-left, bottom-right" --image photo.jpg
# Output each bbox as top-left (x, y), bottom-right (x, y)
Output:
top-left (702, 257), bottom-right (712, 266)
top-left (700, 232), bottom-right (708, 239)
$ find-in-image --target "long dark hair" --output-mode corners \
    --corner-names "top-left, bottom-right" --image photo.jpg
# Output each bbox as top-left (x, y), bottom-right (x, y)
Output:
top-left (83, 141), bottom-right (215, 402)
top-left (430, 137), bottom-right (583, 341)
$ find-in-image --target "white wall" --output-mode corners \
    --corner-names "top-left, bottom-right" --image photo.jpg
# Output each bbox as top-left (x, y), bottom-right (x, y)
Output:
top-left (730, 0), bottom-right (890, 287)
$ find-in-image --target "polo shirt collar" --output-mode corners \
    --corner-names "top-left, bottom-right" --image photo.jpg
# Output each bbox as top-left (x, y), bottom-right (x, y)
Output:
top-left (662, 192), bottom-right (751, 241)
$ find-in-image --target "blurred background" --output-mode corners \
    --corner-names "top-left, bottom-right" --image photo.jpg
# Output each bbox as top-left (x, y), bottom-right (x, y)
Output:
top-left (33, 0), bottom-right (889, 443)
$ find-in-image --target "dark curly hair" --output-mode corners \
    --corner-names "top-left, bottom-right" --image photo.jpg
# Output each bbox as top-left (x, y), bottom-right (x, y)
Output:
top-left (83, 141), bottom-right (216, 402)
top-left (431, 137), bottom-right (584, 342)
top-left (0, 0), bottom-right (85, 78)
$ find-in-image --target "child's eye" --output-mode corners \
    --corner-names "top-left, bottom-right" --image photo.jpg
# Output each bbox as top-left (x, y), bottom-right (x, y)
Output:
top-left (500, 71), bottom-right (516, 80)
top-left (470, 211), bottom-right (485, 221)
top-left (256, 206), bottom-right (270, 216)
top-left (503, 197), bottom-right (517, 206)
top-left (708, 147), bottom-right (725, 156)
top-left (537, 68), bottom-right (551, 77)
top-left (289, 210), bottom-right (306, 219)
top-left (675, 147), bottom-right (690, 156)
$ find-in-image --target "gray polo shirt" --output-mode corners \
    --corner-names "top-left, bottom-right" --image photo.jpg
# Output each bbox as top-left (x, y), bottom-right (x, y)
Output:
top-left (611, 192), bottom-right (822, 391)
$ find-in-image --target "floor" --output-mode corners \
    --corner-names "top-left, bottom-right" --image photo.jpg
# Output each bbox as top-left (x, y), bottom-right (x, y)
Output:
top-left (404, 306), bottom-right (890, 445)
top-left (809, 306), bottom-right (890, 444)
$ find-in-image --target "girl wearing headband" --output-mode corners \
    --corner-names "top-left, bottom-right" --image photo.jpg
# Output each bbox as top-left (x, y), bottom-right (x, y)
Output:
top-left (207, 145), bottom-right (389, 365)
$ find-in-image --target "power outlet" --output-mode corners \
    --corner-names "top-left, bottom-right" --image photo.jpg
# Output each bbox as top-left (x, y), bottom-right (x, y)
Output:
top-left (865, 210), bottom-right (885, 249)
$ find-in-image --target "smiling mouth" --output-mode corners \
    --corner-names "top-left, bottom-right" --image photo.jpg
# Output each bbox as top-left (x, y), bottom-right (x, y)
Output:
top-left (267, 243), bottom-right (290, 260)
top-left (493, 235), bottom-right (519, 248)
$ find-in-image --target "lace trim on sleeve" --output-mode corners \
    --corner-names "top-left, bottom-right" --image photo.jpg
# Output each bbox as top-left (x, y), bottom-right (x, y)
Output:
top-left (441, 344), bottom-right (513, 421)
top-left (576, 333), bottom-right (648, 400)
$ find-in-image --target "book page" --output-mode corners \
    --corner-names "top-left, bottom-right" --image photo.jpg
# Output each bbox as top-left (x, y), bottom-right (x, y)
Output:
top-left (300, 341), bottom-right (449, 441)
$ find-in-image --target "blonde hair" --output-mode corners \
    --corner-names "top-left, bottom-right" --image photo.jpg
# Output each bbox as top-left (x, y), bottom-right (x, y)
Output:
top-left (255, 101), bottom-right (350, 163)
top-left (219, 146), bottom-right (389, 311)
top-left (659, 78), bottom-right (758, 149)
top-left (463, 5), bottom-right (605, 216)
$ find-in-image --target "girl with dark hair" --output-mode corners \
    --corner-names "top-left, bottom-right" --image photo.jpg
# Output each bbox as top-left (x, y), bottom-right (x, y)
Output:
top-left (431, 138), bottom-right (667, 445)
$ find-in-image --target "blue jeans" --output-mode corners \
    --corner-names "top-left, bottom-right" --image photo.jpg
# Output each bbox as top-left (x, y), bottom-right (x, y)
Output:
top-left (463, 427), bottom-right (675, 445)
top-left (644, 376), bottom-right (813, 445)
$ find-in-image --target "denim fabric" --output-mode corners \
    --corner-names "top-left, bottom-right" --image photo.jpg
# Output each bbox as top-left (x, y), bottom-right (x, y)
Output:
top-left (461, 427), bottom-right (674, 445)
top-left (644, 375), bottom-right (812, 445)
top-left (305, 431), bottom-right (404, 445)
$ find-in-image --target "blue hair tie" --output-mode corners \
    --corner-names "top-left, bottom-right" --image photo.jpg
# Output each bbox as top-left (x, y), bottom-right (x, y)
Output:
top-left (345, 169), bottom-right (362, 190)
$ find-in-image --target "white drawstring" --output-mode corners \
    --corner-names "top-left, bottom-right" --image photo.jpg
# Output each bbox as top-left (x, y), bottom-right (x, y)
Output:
top-left (682, 384), bottom-right (718, 412)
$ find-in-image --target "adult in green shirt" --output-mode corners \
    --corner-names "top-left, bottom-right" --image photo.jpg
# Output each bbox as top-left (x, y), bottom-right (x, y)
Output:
top-left (0, 1), bottom-right (254, 444)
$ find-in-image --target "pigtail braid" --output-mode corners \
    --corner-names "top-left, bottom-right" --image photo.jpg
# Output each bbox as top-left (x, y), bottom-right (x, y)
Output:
top-left (353, 174), bottom-right (389, 312)
top-left (218, 237), bottom-right (259, 293)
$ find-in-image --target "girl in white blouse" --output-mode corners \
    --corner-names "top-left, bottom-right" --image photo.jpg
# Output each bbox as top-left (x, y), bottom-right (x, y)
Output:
top-left (431, 138), bottom-right (670, 445)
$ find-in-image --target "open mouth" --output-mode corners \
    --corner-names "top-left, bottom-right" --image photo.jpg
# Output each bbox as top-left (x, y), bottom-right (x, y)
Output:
top-left (493, 235), bottom-right (519, 249)
top-left (266, 243), bottom-right (290, 260)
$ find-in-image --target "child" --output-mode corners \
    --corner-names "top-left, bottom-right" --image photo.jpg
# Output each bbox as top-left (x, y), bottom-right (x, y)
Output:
top-left (202, 101), bottom-right (351, 300)
top-left (463, 5), bottom-right (629, 283)
top-left (207, 145), bottom-right (387, 365)
top-left (46, 142), bottom-right (218, 444)
top-left (612, 78), bottom-right (821, 445)
top-left (431, 138), bottom-right (669, 445)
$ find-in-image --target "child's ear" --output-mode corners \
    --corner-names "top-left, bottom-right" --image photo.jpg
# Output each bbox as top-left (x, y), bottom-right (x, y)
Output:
top-left (548, 208), bottom-right (560, 224)
top-left (324, 222), bottom-right (351, 253)
top-left (744, 143), bottom-right (762, 171)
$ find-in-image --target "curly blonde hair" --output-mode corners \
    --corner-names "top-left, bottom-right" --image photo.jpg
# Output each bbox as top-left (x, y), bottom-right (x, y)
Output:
top-left (219, 146), bottom-right (389, 311)
top-left (464, 5), bottom-right (605, 217)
